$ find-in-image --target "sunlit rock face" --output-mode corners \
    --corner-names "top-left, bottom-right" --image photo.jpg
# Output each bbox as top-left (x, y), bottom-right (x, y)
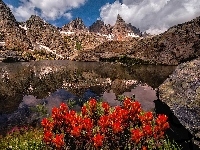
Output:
top-left (25, 15), bottom-right (70, 58)
top-left (62, 18), bottom-right (88, 32)
top-left (0, 0), bottom-right (31, 50)
top-left (159, 58), bottom-right (200, 147)
top-left (89, 14), bottom-right (141, 41)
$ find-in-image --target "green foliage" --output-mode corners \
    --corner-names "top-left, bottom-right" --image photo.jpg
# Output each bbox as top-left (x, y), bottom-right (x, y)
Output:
top-left (0, 127), bottom-right (46, 150)
top-left (31, 103), bottom-right (49, 118)
top-left (75, 41), bottom-right (82, 50)
top-left (159, 135), bottom-right (182, 150)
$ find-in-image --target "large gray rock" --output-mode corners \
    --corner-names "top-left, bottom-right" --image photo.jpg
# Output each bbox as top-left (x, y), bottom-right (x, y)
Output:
top-left (159, 58), bottom-right (200, 147)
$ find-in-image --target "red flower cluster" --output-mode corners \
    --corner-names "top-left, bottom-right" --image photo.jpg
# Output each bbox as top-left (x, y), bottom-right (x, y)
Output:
top-left (41, 98), bottom-right (170, 149)
top-left (131, 129), bottom-right (144, 143)
top-left (52, 134), bottom-right (64, 148)
top-left (92, 133), bottom-right (104, 147)
top-left (153, 114), bottom-right (170, 139)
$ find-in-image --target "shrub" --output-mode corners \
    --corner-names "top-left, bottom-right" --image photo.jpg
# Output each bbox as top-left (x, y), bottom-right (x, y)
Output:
top-left (41, 97), bottom-right (172, 150)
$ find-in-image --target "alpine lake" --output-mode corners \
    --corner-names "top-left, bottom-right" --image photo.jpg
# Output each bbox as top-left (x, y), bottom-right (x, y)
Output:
top-left (0, 60), bottom-right (176, 135)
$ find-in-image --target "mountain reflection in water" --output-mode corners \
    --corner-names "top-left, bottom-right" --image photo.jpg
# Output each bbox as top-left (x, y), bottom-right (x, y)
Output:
top-left (0, 60), bottom-right (176, 134)
top-left (0, 60), bottom-right (175, 135)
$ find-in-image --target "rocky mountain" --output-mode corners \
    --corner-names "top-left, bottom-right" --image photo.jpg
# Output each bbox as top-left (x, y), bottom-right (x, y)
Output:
top-left (59, 14), bottom-right (142, 54)
top-left (89, 20), bottom-right (112, 35)
top-left (89, 14), bottom-right (141, 40)
top-left (73, 15), bottom-right (200, 65)
top-left (62, 18), bottom-right (88, 32)
top-left (1, 0), bottom-right (200, 65)
top-left (0, 0), bottom-right (31, 51)
top-left (112, 14), bottom-right (141, 40)
top-left (25, 15), bottom-right (70, 59)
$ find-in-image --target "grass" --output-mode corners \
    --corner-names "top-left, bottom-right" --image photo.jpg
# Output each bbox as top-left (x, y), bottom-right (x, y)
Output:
top-left (0, 127), bottom-right (46, 150)
top-left (0, 128), bottom-right (182, 150)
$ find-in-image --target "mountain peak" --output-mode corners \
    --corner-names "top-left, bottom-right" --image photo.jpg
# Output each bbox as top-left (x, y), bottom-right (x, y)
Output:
top-left (116, 14), bottom-right (125, 24)
top-left (28, 15), bottom-right (47, 23)
top-left (0, 0), bottom-right (17, 26)
top-left (0, 0), bottom-right (31, 50)
top-left (62, 18), bottom-right (87, 32)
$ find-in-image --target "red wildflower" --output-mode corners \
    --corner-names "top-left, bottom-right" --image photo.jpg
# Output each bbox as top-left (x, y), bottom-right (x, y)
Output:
top-left (71, 126), bottom-right (82, 137)
top-left (115, 106), bottom-right (122, 112)
top-left (139, 112), bottom-right (153, 125)
top-left (64, 110), bottom-right (76, 124)
top-left (123, 97), bottom-right (132, 109)
top-left (82, 117), bottom-right (93, 130)
top-left (156, 114), bottom-right (169, 130)
top-left (98, 115), bottom-right (110, 128)
top-left (156, 114), bottom-right (168, 126)
top-left (145, 112), bottom-right (153, 120)
top-left (131, 129), bottom-right (143, 143)
top-left (102, 102), bottom-right (110, 114)
top-left (112, 122), bottom-right (122, 133)
top-left (52, 107), bottom-right (61, 120)
top-left (142, 146), bottom-right (147, 150)
top-left (59, 102), bottom-right (68, 114)
top-left (163, 122), bottom-right (170, 130)
top-left (130, 101), bottom-right (141, 114)
top-left (153, 125), bottom-right (166, 139)
top-left (43, 131), bottom-right (53, 144)
top-left (89, 98), bottom-right (97, 109)
top-left (119, 108), bottom-right (129, 121)
top-left (92, 133), bottom-right (104, 147)
top-left (52, 134), bottom-right (64, 148)
top-left (81, 105), bottom-right (87, 117)
top-left (143, 125), bottom-right (152, 136)
top-left (41, 118), bottom-right (53, 131)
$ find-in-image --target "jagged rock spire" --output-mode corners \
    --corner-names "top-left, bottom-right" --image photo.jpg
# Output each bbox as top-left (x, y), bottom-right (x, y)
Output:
top-left (62, 18), bottom-right (88, 31)
top-left (116, 14), bottom-right (125, 23)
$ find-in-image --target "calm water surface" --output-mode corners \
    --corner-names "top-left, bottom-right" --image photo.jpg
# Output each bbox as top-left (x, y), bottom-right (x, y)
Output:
top-left (0, 60), bottom-right (176, 133)
top-left (0, 60), bottom-right (175, 112)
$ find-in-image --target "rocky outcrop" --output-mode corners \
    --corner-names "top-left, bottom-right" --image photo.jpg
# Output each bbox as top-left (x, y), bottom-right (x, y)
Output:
top-left (25, 15), bottom-right (70, 58)
top-left (62, 18), bottom-right (88, 32)
top-left (89, 20), bottom-right (112, 35)
top-left (0, 0), bottom-right (31, 51)
top-left (112, 14), bottom-right (141, 40)
top-left (159, 58), bottom-right (200, 147)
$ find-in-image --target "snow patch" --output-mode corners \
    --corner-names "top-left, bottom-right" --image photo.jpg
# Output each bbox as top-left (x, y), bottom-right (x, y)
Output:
top-left (19, 24), bottom-right (27, 30)
top-left (37, 43), bottom-right (64, 59)
top-left (0, 42), bottom-right (5, 46)
top-left (126, 33), bottom-right (139, 38)
top-left (60, 31), bottom-right (74, 35)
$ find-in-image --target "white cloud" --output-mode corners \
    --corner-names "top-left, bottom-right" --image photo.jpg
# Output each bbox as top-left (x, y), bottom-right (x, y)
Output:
top-left (63, 13), bottom-right (72, 20)
top-left (8, 3), bottom-right (36, 22)
top-left (100, 0), bottom-right (200, 34)
top-left (7, 0), bottom-right (87, 22)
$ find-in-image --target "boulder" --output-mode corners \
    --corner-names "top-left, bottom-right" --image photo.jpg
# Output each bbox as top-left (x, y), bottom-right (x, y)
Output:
top-left (159, 58), bottom-right (200, 147)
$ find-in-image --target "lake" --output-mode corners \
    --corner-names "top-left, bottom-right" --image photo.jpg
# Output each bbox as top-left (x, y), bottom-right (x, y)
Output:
top-left (0, 60), bottom-right (176, 134)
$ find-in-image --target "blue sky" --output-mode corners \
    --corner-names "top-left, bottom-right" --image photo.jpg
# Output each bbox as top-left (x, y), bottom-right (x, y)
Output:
top-left (3, 0), bottom-right (200, 34)
top-left (3, 0), bottom-right (116, 27)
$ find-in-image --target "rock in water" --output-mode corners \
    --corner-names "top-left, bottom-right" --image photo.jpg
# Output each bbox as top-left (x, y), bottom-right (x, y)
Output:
top-left (159, 58), bottom-right (200, 147)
